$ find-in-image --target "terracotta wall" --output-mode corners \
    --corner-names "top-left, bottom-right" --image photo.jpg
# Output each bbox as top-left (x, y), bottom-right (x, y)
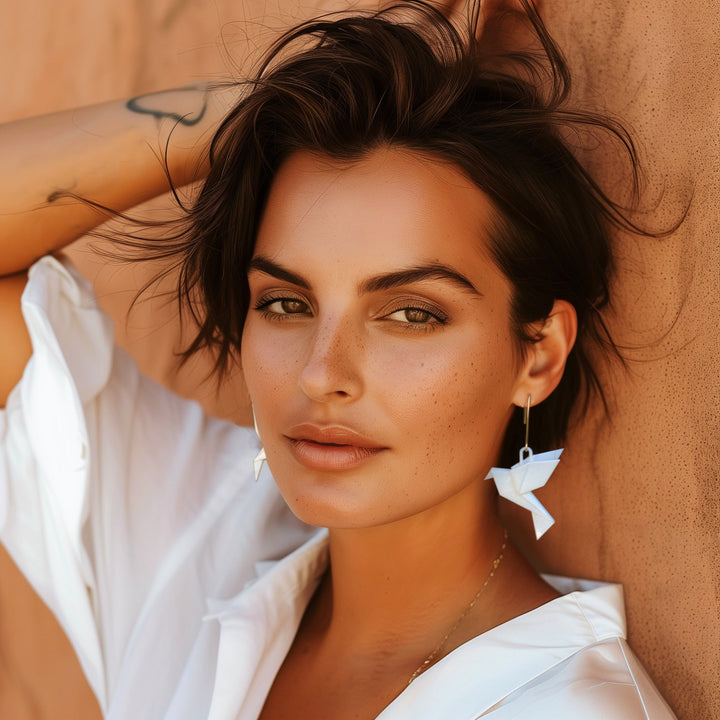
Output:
top-left (2, 1), bottom-right (718, 718)
top-left (536, 4), bottom-right (720, 718)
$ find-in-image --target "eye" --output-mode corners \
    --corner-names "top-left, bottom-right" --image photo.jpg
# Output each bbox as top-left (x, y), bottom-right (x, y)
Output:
top-left (255, 294), bottom-right (312, 319)
top-left (382, 301), bottom-right (448, 328)
top-left (386, 308), bottom-right (433, 323)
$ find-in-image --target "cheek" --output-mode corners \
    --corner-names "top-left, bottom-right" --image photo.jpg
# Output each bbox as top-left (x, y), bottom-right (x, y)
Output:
top-left (241, 317), bottom-right (296, 406)
top-left (372, 326), bottom-right (517, 462)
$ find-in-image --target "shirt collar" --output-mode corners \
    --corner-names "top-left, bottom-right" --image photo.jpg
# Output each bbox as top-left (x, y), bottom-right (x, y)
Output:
top-left (204, 528), bottom-right (328, 720)
top-left (377, 581), bottom-right (626, 719)
top-left (204, 531), bottom-right (625, 720)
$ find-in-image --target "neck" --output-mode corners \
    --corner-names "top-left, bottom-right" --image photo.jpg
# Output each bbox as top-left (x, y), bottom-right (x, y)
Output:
top-left (316, 480), bottom-right (507, 657)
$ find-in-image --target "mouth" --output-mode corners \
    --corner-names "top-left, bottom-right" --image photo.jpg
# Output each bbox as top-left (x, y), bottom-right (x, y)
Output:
top-left (285, 424), bottom-right (387, 471)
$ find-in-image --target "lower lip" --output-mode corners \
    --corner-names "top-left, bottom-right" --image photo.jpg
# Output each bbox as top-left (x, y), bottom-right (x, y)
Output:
top-left (287, 439), bottom-right (385, 471)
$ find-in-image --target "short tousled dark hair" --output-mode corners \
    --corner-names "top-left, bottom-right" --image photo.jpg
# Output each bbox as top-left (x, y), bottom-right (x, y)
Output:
top-left (134, 1), bottom-right (643, 466)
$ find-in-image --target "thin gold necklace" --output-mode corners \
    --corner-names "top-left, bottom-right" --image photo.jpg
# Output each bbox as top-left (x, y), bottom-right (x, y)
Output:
top-left (407, 528), bottom-right (508, 685)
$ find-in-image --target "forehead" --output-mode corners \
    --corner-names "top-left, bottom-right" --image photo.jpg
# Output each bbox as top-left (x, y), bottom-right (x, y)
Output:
top-left (255, 147), bottom-right (498, 278)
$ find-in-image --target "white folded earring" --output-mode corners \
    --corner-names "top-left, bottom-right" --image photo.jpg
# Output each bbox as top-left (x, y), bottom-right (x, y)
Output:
top-left (485, 395), bottom-right (562, 540)
top-left (252, 405), bottom-right (267, 483)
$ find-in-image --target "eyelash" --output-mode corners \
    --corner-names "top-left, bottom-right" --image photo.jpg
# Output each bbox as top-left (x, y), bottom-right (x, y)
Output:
top-left (254, 292), bottom-right (311, 320)
top-left (253, 293), bottom-right (448, 330)
top-left (381, 301), bottom-right (448, 330)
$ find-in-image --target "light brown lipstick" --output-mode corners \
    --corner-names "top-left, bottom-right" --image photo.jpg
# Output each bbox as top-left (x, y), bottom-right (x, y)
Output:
top-left (285, 424), bottom-right (386, 471)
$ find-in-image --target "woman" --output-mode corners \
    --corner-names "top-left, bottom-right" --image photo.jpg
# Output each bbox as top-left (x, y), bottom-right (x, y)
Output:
top-left (0, 1), bottom-right (676, 717)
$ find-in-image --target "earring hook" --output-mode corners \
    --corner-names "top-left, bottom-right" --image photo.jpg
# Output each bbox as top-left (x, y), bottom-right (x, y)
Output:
top-left (521, 394), bottom-right (532, 463)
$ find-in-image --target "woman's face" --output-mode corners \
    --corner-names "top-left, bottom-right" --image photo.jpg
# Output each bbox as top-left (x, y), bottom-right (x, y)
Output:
top-left (242, 148), bottom-right (529, 529)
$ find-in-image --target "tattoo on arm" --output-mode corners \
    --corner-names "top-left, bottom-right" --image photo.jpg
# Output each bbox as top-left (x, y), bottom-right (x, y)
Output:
top-left (46, 189), bottom-right (65, 203)
top-left (46, 182), bottom-right (78, 204)
top-left (126, 85), bottom-right (209, 126)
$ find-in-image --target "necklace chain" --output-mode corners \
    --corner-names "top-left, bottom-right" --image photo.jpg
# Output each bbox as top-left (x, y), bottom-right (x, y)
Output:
top-left (407, 528), bottom-right (508, 685)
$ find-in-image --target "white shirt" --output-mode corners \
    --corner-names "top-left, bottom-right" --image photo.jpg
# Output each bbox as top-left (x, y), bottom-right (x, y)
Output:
top-left (0, 256), bottom-right (676, 719)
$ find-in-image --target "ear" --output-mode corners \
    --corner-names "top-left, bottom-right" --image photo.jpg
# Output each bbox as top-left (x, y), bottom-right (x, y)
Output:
top-left (511, 300), bottom-right (577, 407)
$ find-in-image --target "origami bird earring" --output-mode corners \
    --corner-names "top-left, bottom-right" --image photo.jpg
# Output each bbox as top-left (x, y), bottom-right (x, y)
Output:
top-left (485, 395), bottom-right (562, 539)
top-left (252, 406), bottom-right (267, 482)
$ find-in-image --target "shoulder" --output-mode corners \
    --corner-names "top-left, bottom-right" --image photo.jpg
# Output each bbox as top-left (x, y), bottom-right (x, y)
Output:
top-left (497, 578), bottom-right (678, 719)
top-left (488, 636), bottom-right (677, 719)
top-left (385, 583), bottom-right (675, 720)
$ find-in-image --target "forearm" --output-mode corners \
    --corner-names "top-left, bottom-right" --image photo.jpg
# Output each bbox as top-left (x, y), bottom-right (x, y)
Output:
top-left (0, 83), bottom-right (236, 276)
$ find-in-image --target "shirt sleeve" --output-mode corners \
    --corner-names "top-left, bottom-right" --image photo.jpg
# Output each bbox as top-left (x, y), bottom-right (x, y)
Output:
top-left (0, 256), bottom-right (260, 711)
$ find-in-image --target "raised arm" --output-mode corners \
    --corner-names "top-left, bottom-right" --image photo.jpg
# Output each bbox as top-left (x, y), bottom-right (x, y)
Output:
top-left (0, 83), bottom-right (237, 274)
top-left (0, 83), bottom-right (236, 405)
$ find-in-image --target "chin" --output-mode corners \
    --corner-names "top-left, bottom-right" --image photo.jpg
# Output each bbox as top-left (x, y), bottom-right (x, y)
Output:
top-left (281, 490), bottom-right (371, 529)
top-left (266, 455), bottom-right (390, 529)
top-left (272, 476), bottom-right (398, 530)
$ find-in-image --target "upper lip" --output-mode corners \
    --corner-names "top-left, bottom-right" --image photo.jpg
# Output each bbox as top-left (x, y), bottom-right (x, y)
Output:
top-left (285, 423), bottom-right (385, 448)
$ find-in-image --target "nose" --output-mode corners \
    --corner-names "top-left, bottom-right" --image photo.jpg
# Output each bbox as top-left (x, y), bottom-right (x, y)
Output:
top-left (298, 313), bottom-right (364, 403)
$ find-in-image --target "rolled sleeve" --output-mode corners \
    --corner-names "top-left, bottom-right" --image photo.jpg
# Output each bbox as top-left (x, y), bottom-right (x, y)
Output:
top-left (0, 256), bottom-right (114, 706)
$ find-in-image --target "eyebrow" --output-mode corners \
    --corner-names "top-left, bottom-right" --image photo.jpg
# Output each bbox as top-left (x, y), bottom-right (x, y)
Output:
top-left (247, 256), bottom-right (482, 297)
top-left (248, 256), bottom-right (310, 288)
top-left (359, 264), bottom-right (481, 296)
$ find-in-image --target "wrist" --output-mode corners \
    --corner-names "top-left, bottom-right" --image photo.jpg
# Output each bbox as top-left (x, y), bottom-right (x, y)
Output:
top-left (124, 82), bottom-right (239, 187)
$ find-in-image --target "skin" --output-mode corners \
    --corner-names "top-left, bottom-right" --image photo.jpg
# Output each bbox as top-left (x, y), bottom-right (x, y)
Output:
top-left (242, 148), bottom-right (577, 719)
top-left (0, 6), bottom-right (550, 716)
top-left (0, 84), bottom-right (236, 407)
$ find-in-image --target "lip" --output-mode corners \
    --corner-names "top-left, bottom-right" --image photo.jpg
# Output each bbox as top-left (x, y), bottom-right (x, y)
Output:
top-left (285, 423), bottom-right (387, 471)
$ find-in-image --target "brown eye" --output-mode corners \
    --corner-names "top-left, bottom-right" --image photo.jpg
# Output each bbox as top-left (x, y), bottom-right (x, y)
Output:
top-left (403, 308), bottom-right (432, 323)
top-left (255, 295), bottom-right (311, 318)
top-left (278, 299), bottom-right (308, 314)
top-left (384, 304), bottom-right (446, 326)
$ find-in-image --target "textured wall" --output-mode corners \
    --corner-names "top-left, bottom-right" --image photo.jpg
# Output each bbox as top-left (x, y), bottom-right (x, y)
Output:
top-left (534, 4), bottom-right (720, 718)
top-left (2, 1), bottom-right (718, 718)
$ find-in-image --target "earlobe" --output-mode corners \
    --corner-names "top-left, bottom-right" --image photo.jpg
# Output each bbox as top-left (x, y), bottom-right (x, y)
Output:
top-left (512, 299), bottom-right (577, 407)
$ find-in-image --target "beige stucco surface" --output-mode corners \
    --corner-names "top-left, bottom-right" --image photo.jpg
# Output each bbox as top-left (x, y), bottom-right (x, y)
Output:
top-left (2, 1), bottom-right (717, 718)
top-left (535, 4), bottom-right (720, 719)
